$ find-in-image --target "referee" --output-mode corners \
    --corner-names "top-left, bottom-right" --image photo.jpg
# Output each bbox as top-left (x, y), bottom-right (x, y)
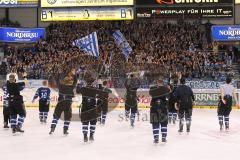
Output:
top-left (218, 77), bottom-right (239, 131)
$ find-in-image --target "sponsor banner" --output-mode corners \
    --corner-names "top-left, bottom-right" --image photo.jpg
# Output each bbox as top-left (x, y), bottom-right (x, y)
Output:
top-left (186, 80), bottom-right (237, 89)
top-left (0, 27), bottom-right (45, 43)
top-left (212, 25), bottom-right (240, 41)
top-left (41, 0), bottom-right (134, 7)
top-left (41, 8), bottom-right (134, 21)
top-left (136, 0), bottom-right (233, 5)
top-left (136, 6), bottom-right (233, 18)
top-left (23, 80), bottom-right (235, 89)
top-left (0, 0), bottom-right (38, 7)
top-left (0, 88), bottom-right (239, 107)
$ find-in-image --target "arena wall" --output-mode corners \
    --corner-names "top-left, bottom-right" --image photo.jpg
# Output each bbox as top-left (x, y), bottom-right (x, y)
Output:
top-left (0, 8), bottom-right (5, 20)
top-left (8, 8), bottom-right (38, 28)
top-left (235, 4), bottom-right (240, 24)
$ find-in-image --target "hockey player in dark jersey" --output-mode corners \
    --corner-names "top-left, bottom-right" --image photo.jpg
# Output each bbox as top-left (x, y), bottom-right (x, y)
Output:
top-left (98, 81), bottom-right (112, 125)
top-left (2, 83), bottom-right (10, 128)
top-left (124, 74), bottom-right (140, 127)
top-left (32, 80), bottom-right (51, 123)
top-left (174, 78), bottom-right (195, 133)
top-left (7, 74), bottom-right (27, 134)
top-left (77, 74), bottom-right (108, 142)
top-left (49, 69), bottom-right (78, 135)
top-left (149, 79), bottom-right (171, 144)
top-left (168, 79), bottom-right (178, 125)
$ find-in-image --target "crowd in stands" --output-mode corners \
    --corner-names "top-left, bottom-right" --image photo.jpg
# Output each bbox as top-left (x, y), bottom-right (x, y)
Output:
top-left (0, 20), bottom-right (239, 87)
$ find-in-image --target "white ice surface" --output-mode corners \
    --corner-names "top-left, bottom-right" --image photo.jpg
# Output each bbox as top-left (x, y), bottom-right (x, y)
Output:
top-left (0, 108), bottom-right (240, 160)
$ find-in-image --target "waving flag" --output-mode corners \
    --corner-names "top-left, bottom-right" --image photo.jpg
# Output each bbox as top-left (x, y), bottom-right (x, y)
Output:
top-left (112, 30), bottom-right (132, 58)
top-left (73, 32), bottom-right (99, 58)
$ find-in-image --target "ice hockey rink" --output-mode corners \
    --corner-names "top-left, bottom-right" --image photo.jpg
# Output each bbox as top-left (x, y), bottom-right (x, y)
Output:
top-left (1, 108), bottom-right (240, 160)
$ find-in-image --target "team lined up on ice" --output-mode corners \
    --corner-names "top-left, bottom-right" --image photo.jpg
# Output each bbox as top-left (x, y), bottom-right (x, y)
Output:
top-left (1, 71), bottom-right (240, 144)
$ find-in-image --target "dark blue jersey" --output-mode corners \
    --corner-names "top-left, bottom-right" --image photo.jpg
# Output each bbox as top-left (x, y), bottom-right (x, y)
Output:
top-left (33, 87), bottom-right (51, 102)
top-left (174, 85), bottom-right (194, 107)
top-left (149, 85), bottom-right (170, 108)
top-left (7, 82), bottom-right (25, 96)
top-left (2, 84), bottom-right (9, 107)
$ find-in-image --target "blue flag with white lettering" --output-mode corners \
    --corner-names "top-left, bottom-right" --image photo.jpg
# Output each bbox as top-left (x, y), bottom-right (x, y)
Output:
top-left (112, 30), bottom-right (132, 58)
top-left (73, 32), bottom-right (99, 58)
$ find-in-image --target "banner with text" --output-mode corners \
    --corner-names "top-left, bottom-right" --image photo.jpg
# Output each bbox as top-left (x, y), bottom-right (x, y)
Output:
top-left (212, 25), bottom-right (240, 41)
top-left (0, 27), bottom-right (45, 43)
top-left (41, 0), bottom-right (134, 7)
top-left (0, 0), bottom-right (38, 7)
top-left (136, 0), bottom-right (233, 5)
top-left (136, 6), bottom-right (233, 18)
top-left (186, 80), bottom-right (237, 89)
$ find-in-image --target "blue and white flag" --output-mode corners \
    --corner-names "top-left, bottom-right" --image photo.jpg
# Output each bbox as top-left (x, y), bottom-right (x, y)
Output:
top-left (112, 30), bottom-right (132, 58)
top-left (73, 32), bottom-right (99, 58)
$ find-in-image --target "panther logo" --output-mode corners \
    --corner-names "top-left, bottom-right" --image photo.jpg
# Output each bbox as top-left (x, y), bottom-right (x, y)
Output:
top-left (47, 0), bottom-right (57, 5)
top-left (156, 0), bottom-right (174, 4)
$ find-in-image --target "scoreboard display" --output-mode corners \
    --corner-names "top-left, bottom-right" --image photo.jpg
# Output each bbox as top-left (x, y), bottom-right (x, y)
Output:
top-left (40, 0), bottom-right (134, 21)
top-left (41, 0), bottom-right (134, 7)
top-left (41, 8), bottom-right (134, 21)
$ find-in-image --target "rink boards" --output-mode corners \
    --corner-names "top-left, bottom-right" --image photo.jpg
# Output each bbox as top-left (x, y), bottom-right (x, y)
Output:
top-left (0, 87), bottom-right (240, 109)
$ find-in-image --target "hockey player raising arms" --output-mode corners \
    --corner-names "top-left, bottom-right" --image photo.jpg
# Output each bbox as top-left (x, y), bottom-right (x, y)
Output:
top-left (49, 69), bottom-right (78, 135)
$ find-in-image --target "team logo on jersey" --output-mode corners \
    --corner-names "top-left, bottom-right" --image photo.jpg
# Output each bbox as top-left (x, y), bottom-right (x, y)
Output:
top-left (47, 0), bottom-right (57, 5)
top-left (156, 0), bottom-right (174, 4)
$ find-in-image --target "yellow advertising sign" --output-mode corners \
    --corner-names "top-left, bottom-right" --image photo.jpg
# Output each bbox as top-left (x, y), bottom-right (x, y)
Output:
top-left (41, 8), bottom-right (134, 21)
top-left (41, 0), bottom-right (134, 7)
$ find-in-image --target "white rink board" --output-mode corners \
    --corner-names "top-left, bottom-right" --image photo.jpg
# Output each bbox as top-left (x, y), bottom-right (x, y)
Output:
top-left (0, 87), bottom-right (240, 108)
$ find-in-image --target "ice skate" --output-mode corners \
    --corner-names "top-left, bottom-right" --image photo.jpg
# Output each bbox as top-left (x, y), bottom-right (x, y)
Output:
top-left (186, 124), bottom-right (191, 133)
top-left (12, 128), bottom-right (17, 134)
top-left (3, 123), bottom-right (10, 129)
top-left (84, 134), bottom-right (88, 142)
top-left (168, 117), bottom-right (172, 124)
top-left (16, 126), bottom-right (24, 133)
top-left (130, 119), bottom-right (134, 128)
top-left (49, 127), bottom-right (55, 135)
top-left (162, 138), bottom-right (167, 143)
top-left (154, 139), bottom-right (159, 144)
top-left (220, 124), bottom-right (223, 131)
top-left (89, 133), bottom-right (94, 141)
top-left (173, 118), bottom-right (176, 125)
top-left (225, 125), bottom-right (229, 131)
top-left (63, 128), bottom-right (69, 135)
top-left (178, 121), bottom-right (183, 134)
top-left (101, 120), bottom-right (105, 126)
top-left (42, 119), bottom-right (47, 124)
